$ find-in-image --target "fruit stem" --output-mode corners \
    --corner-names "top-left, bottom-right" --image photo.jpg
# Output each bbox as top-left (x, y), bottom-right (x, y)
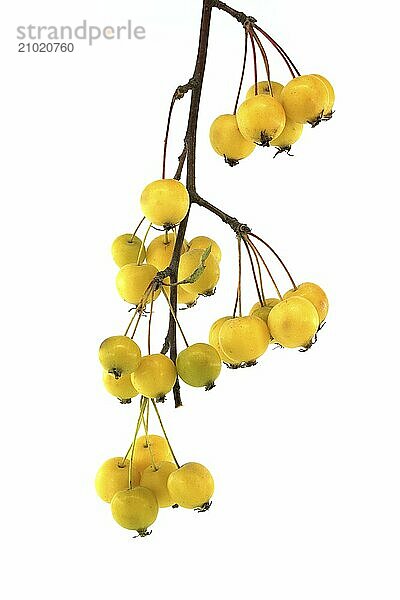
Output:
top-left (250, 26), bottom-right (272, 96)
top-left (248, 28), bottom-right (259, 95)
top-left (136, 222), bottom-right (152, 265)
top-left (245, 235), bottom-right (283, 300)
top-left (242, 236), bottom-right (264, 305)
top-left (150, 399), bottom-right (180, 468)
top-left (237, 237), bottom-right (243, 316)
top-left (123, 282), bottom-right (154, 337)
top-left (142, 398), bottom-right (158, 471)
top-left (130, 216), bottom-right (146, 242)
top-left (233, 29), bottom-right (248, 115)
top-left (247, 232), bottom-right (297, 289)
top-left (128, 398), bottom-right (147, 488)
top-left (161, 287), bottom-right (190, 348)
top-left (253, 23), bottom-right (301, 78)
top-left (147, 290), bottom-right (155, 354)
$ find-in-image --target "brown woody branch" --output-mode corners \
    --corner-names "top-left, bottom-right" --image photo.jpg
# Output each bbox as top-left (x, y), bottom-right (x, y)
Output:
top-left (158, 0), bottom-right (255, 408)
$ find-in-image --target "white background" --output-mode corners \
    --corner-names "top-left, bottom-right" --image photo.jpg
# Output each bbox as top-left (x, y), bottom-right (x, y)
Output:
top-left (1, 1), bottom-right (399, 598)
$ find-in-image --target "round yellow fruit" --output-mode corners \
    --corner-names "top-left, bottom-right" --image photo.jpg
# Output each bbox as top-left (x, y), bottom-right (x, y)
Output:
top-left (208, 316), bottom-right (238, 365)
top-left (140, 179), bottom-right (190, 227)
top-left (116, 263), bottom-right (160, 305)
top-left (283, 282), bottom-right (329, 323)
top-left (95, 457), bottom-right (140, 503)
top-left (249, 298), bottom-right (280, 330)
top-left (209, 114), bottom-right (255, 165)
top-left (312, 74), bottom-right (335, 117)
top-left (99, 335), bottom-right (141, 377)
top-left (133, 435), bottom-right (173, 473)
top-left (167, 462), bottom-right (214, 509)
top-left (246, 80), bottom-right (284, 101)
top-left (131, 354), bottom-right (177, 399)
top-left (146, 234), bottom-right (189, 271)
top-left (111, 234), bottom-right (146, 268)
top-left (140, 461), bottom-right (178, 508)
top-left (111, 487), bottom-right (159, 534)
top-left (177, 285), bottom-right (198, 306)
top-left (219, 316), bottom-right (270, 363)
top-left (268, 297), bottom-right (319, 348)
top-left (236, 95), bottom-right (286, 146)
top-left (281, 75), bottom-right (329, 125)
top-left (189, 236), bottom-right (222, 262)
top-left (271, 119), bottom-right (303, 150)
top-left (179, 249), bottom-right (220, 296)
top-left (102, 371), bottom-right (139, 401)
top-left (176, 343), bottom-right (222, 388)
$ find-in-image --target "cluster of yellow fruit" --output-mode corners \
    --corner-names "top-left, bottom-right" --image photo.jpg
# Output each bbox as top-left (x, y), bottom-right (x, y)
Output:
top-left (100, 335), bottom-right (223, 403)
top-left (95, 399), bottom-right (214, 536)
top-left (209, 282), bottom-right (329, 367)
top-left (112, 179), bottom-right (221, 310)
top-left (210, 74), bottom-right (335, 164)
top-left (100, 180), bottom-right (226, 405)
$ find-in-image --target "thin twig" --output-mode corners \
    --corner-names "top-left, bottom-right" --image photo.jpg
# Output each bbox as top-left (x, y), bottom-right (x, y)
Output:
top-left (162, 81), bottom-right (194, 180)
top-left (237, 237), bottom-right (243, 316)
top-left (130, 216), bottom-right (146, 242)
top-left (248, 232), bottom-right (297, 289)
top-left (161, 287), bottom-right (190, 348)
top-left (253, 23), bottom-right (300, 78)
top-left (233, 30), bottom-right (248, 114)
top-left (242, 236), bottom-right (264, 305)
top-left (245, 236), bottom-right (282, 300)
top-left (147, 290), bottom-right (155, 354)
top-left (151, 399), bottom-right (180, 467)
top-left (248, 29), bottom-right (258, 95)
top-left (250, 26), bottom-right (272, 96)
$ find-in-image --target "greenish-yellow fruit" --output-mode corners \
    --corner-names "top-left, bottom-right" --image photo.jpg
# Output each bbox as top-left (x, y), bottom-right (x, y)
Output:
top-left (131, 354), bottom-right (177, 399)
top-left (133, 435), bottom-right (173, 474)
top-left (111, 234), bottom-right (146, 268)
top-left (99, 335), bottom-right (141, 377)
top-left (189, 236), bottom-right (222, 262)
top-left (102, 371), bottom-right (139, 401)
top-left (249, 298), bottom-right (280, 331)
top-left (146, 234), bottom-right (189, 271)
top-left (116, 263), bottom-right (160, 305)
top-left (140, 461), bottom-right (178, 508)
top-left (179, 249), bottom-right (220, 296)
top-left (95, 457), bottom-right (140, 503)
top-left (111, 487), bottom-right (159, 535)
top-left (177, 343), bottom-right (222, 388)
top-left (167, 462), bottom-right (214, 509)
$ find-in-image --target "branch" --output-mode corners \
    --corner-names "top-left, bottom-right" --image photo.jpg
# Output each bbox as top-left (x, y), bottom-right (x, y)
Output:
top-left (158, 0), bottom-right (258, 407)
top-left (190, 191), bottom-right (251, 235)
top-left (212, 0), bottom-right (256, 25)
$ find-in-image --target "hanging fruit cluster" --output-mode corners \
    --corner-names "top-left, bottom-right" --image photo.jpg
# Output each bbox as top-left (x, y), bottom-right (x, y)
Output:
top-left (95, 1), bottom-right (334, 538)
top-left (210, 22), bottom-right (334, 163)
